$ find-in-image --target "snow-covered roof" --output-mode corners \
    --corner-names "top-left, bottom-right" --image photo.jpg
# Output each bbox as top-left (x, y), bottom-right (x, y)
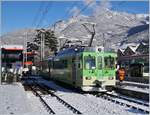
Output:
top-left (128, 44), bottom-right (139, 52)
top-left (120, 43), bottom-right (137, 49)
top-left (141, 42), bottom-right (148, 46)
top-left (119, 43), bottom-right (139, 53)
top-left (1, 45), bottom-right (23, 49)
top-left (118, 49), bottom-right (125, 53)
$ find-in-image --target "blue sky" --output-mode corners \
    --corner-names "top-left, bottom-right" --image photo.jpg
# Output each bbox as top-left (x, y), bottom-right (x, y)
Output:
top-left (1, 1), bottom-right (149, 35)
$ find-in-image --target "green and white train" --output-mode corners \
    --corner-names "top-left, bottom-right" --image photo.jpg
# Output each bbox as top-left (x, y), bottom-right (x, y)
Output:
top-left (42, 47), bottom-right (117, 92)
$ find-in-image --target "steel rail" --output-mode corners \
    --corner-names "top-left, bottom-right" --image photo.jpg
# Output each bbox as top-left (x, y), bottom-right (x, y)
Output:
top-left (36, 83), bottom-right (82, 114)
top-left (29, 85), bottom-right (55, 114)
top-left (95, 92), bottom-right (149, 114)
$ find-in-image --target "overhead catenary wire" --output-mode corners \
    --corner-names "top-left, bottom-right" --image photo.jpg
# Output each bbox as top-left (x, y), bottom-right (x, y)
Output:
top-left (74, 1), bottom-right (94, 17)
top-left (31, 1), bottom-right (45, 28)
top-left (62, 1), bottom-right (77, 20)
top-left (36, 2), bottom-right (53, 28)
top-left (43, 1), bottom-right (78, 29)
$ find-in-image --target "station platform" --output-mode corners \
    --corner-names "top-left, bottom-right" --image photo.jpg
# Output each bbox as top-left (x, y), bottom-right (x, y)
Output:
top-left (0, 83), bottom-right (48, 115)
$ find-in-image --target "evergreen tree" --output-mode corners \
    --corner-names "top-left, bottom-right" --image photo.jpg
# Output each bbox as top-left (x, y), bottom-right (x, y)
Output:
top-left (34, 29), bottom-right (58, 52)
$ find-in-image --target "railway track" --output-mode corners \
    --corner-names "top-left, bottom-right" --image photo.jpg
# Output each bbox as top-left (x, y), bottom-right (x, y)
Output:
top-left (115, 86), bottom-right (149, 101)
top-left (116, 81), bottom-right (149, 89)
top-left (36, 83), bottom-right (82, 114)
top-left (23, 77), bottom-right (149, 114)
top-left (29, 85), bottom-right (55, 114)
top-left (27, 81), bottom-right (82, 114)
top-left (94, 92), bottom-right (149, 114)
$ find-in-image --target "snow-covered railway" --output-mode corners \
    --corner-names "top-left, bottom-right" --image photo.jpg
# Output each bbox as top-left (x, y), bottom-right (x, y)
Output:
top-left (115, 85), bottom-right (149, 101)
top-left (26, 81), bottom-right (82, 114)
top-left (116, 80), bottom-right (149, 89)
top-left (29, 85), bottom-right (55, 114)
top-left (24, 77), bottom-right (149, 115)
top-left (94, 92), bottom-right (149, 114)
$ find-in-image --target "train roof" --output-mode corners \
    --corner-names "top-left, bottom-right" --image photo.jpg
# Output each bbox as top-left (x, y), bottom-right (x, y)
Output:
top-left (46, 47), bottom-right (117, 60)
top-left (56, 47), bottom-right (84, 57)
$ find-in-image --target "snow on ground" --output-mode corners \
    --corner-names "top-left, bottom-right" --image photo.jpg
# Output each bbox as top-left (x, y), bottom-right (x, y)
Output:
top-left (0, 83), bottom-right (48, 115)
top-left (3, 77), bottom-right (147, 115)
top-left (38, 78), bottom-right (148, 115)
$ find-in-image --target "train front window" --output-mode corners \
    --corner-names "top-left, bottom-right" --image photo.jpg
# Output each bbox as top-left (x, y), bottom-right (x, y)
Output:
top-left (104, 56), bottom-right (115, 69)
top-left (84, 55), bottom-right (96, 69)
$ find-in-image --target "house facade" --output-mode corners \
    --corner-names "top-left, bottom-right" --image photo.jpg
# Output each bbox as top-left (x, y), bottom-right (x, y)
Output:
top-left (117, 42), bottom-right (149, 82)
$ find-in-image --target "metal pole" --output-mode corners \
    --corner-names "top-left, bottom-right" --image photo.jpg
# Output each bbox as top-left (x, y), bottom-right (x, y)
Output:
top-left (40, 32), bottom-right (42, 71)
top-left (23, 36), bottom-right (25, 68)
top-left (0, 0), bottom-right (2, 84)
top-left (41, 33), bottom-right (42, 62)
top-left (102, 33), bottom-right (105, 51)
top-left (0, 37), bottom-right (1, 84)
top-left (25, 32), bottom-right (28, 67)
top-left (43, 32), bottom-right (45, 60)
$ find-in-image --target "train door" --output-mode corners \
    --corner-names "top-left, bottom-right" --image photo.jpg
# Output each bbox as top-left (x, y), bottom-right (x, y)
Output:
top-left (97, 56), bottom-right (103, 79)
top-left (48, 60), bottom-right (52, 78)
top-left (72, 57), bottom-right (77, 85)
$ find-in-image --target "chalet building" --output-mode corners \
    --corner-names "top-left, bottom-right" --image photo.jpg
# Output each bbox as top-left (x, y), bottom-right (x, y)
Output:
top-left (117, 42), bottom-right (149, 83)
top-left (117, 49), bottom-right (125, 57)
top-left (136, 42), bottom-right (149, 54)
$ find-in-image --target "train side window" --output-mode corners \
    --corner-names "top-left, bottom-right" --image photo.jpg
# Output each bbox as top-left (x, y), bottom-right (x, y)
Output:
top-left (144, 63), bottom-right (149, 73)
top-left (78, 63), bottom-right (80, 68)
top-left (53, 59), bottom-right (68, 69)
top-left (62, 60), bottom-right (68, 68)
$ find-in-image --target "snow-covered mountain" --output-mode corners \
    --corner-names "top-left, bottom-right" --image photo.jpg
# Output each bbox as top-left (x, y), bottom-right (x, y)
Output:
top-left (51, 9), bottom-right (149, 50)
top-left (1, 29), bottom-right (36, 45)
top-left (1, 8), bottom-right (149, 51)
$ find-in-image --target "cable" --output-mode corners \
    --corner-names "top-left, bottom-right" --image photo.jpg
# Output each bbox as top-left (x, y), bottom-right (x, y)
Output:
top-left (36, 2), bottom-right (53, 28)
top-left (62, 1), bottom-right (77, 19)
top-left (31, 2), bottom-right (45, 28)
top-left (43, 1), bottom-right (77, 29)
top-left (75, 1), bottom-right (94, 17)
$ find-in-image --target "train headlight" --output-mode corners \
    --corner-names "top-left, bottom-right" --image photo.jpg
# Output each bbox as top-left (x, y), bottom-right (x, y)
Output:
top-left (85, 76), bottom-right (92, 80)
top-left (108, 77), bottom-right (114, 80)
top-left (74, 48), bottom-right (78, 51)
